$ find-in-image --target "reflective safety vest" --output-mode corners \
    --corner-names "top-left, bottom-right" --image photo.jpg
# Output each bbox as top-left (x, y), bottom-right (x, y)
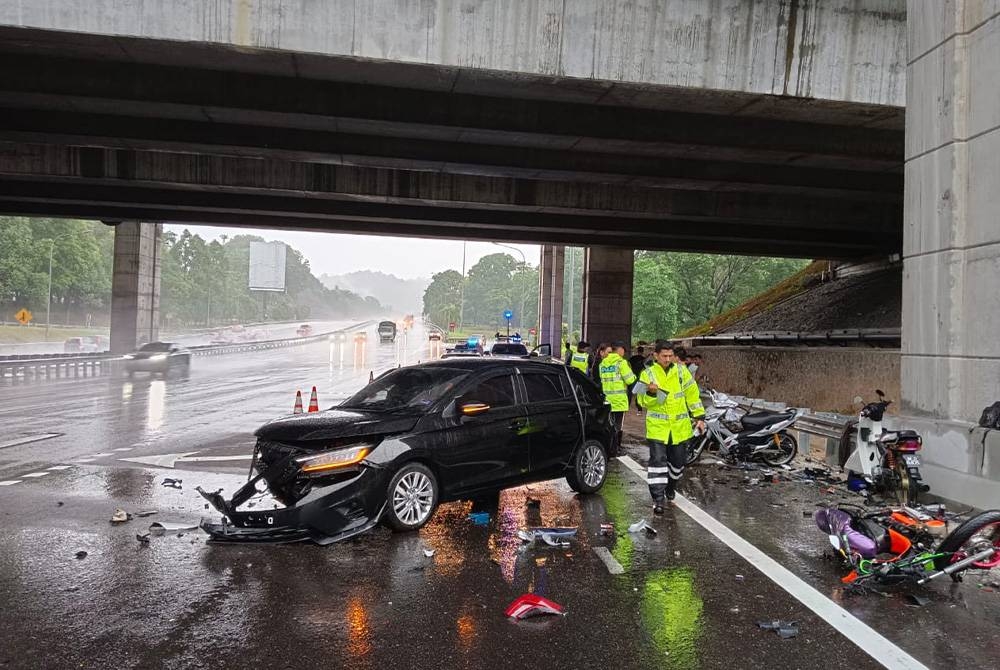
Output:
top-left (636, 362), bottom-right (705, 443)
top-left (570, 351), bottom-right (590, 373)
top-left (599, 352), bottom-right (638, 412)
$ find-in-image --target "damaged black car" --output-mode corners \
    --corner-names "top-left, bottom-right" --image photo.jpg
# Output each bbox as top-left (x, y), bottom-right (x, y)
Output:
top-left (200, 358), bottom-right (613, 544)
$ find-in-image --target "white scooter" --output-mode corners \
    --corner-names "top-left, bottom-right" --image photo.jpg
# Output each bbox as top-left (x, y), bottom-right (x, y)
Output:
top-left (841, 389), bottom-right (927, 504)
top-left (686, 389), bottom-right (804, 466)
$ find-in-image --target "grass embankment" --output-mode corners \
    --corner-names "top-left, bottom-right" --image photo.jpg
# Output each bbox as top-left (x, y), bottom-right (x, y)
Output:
top-left (0, 324), bottom-right (109, 344)
top-left (678, 261), bottom-right (828, 337)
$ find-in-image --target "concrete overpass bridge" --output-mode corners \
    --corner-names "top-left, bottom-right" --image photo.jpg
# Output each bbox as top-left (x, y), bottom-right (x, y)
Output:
top-left (0, 2), bottom-right (995, 501)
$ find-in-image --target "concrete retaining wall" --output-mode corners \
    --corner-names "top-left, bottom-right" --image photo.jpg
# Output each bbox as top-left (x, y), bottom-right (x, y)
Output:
top-left (697, 345), bottom-right (900, 414)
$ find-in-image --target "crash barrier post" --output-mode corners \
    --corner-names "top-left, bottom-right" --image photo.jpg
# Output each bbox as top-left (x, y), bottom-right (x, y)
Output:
top-left (731, 395), bottom-right (849, 468)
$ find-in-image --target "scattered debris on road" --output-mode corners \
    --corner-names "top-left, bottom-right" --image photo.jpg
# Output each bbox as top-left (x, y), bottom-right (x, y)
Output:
top-left (757, 620), bottom-right (800, 639)
top-left (136, 533), bottom-right (150, 545)
top-left (423, 548), bottom-right (435, 558)
top-left (74, 550), bottom-right (87, 560)
top-left (134, 510), bottom-right (158, 518)
top-left (517, 527), bottom-right (577, 547)
top-left (600, 523), bottom-right (615, 536)
top-left (161, 478), bottom-right (183, 489)
top-left (906, 594), bottom-right (931, 607)
top-left (505, 593), bottom-right (565, 619)
top-left (110, 508), bottom-right (131, 524)
top-left (149, 521), bottom-right (199, 534)
top-left (628, 519), bottom-right (657, 536)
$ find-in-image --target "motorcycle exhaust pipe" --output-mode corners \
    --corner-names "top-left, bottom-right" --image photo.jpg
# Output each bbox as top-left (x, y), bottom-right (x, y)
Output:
top-left (917, 546), bottom-right (997, 584)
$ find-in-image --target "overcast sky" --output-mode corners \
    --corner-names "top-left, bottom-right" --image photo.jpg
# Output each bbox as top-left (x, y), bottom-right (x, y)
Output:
top-left (165, 225), bottom-right (540, 280)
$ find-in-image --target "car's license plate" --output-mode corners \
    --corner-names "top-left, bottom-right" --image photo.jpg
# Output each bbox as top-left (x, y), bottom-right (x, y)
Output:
top-left (902, 454), bottom-right (921, 467)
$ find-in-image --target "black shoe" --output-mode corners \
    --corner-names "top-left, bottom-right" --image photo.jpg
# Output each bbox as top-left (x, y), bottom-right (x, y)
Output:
top-left (653, 504), bottom-right (665, 515)
top-left (666, 491), bottom-right (676, 502)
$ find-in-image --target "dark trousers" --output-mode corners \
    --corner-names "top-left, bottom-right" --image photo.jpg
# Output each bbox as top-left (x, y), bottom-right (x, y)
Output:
top-left (647, 438), bottom-right (688, 503)
top-left (610, 411), bottom-right (626, 456)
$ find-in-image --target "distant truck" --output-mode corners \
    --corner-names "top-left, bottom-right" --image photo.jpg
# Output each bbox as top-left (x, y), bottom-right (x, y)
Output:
top-left (377, 320), bottom-right (397, 343)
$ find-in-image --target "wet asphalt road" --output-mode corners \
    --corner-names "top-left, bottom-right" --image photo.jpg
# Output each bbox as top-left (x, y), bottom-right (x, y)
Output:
top-left (0, 327), bottom-right (997, 669)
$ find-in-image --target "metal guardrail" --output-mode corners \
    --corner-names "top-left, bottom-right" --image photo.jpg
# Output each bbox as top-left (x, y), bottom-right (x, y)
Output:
top-left (731, 396), bottom-right (850, 440)
top-left (0, 321), bottom-right (376, 382)
top-left (687, 328), bottom-right (900, 347)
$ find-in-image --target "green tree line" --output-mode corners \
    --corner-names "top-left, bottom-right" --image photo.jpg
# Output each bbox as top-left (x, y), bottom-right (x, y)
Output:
top-left (0, 218), bottom-right (383, 328)
top-left (421, 247), bottom-right (807, 342)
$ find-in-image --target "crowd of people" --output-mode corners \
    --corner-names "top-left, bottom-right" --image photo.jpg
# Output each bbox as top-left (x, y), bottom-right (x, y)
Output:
top-left (563, 338), bottom-right (706, 515)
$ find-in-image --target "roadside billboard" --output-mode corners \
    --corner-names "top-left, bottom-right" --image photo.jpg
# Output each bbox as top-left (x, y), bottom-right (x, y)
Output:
top-left (248, 241), bottom-right (287, 292)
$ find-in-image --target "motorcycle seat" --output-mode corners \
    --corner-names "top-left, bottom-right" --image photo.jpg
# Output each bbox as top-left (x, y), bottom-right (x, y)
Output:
top-left (740, 409), bottom-right (795, 431)
top-left (878, 430), bottom-right (920, 444)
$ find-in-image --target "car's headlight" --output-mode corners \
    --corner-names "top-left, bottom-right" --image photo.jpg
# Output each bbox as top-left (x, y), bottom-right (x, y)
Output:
top-left (295, 443), bottom-right (374, 474)
top-left (150, 354), bottom-right (168, 361)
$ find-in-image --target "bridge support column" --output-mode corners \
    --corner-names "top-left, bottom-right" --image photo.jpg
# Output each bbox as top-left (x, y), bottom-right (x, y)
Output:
top-left (581, 247), bottom-right (633, 348)
top-left (110, 222), bottom-right (162, 354)
top-left (899, 3), bottom-right (1000, 507)
top-left (537, 245), bottom-right (565, 352)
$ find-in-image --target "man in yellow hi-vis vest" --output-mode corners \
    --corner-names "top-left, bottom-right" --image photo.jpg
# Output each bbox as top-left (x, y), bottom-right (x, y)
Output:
top-left (598, 341), bottom-right (637, 456)
top-left (568, 341), bottom-right (591, 375)
top-left (635, 340), bottom-right (705, 513)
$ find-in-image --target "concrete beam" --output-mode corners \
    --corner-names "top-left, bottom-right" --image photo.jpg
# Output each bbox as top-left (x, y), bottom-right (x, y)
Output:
top-left (109, 222), bottom-right (161, 354)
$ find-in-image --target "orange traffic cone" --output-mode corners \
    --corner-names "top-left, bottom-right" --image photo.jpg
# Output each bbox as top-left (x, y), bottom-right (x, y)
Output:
top-left (293, 390), bottom-right (303, 414)
top-left (308, 386), bottom-right (319, 413)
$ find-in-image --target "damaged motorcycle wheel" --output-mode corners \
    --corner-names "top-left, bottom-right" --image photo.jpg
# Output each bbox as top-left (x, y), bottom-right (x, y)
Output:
top-left (383, 462), bottom-right (439, 532)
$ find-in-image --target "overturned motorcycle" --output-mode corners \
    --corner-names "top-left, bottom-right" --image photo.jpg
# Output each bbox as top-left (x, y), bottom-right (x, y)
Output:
top-left (815, 503), bottom-right (1000, 588)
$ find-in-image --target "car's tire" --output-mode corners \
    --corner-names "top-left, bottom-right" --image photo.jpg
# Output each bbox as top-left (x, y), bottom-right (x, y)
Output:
top-left (566, 440), bottom-right (608, 494)
top-left (383, 462), bottom-right (439, 532)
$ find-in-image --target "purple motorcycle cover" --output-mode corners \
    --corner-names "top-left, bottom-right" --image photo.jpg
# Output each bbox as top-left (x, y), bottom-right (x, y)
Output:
top-left (814, 508), bottom-right (878, 558)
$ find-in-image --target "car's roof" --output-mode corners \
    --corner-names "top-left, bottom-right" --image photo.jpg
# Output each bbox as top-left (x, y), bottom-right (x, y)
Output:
top-left (421, 357), bottom-right (561, 371)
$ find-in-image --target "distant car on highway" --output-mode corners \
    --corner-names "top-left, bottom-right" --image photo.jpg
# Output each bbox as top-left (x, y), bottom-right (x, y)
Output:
top-left (123, 342), bottom-right (191, 377)
top-left (296, 324), bottom-right (313, 337)
top-left (199, 358), bottom-right (612, 544)
top-left (64, 335), bottom-right (107, 353)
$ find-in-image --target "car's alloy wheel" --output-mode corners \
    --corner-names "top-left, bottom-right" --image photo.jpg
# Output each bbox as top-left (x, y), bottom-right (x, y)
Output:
top-left (580, 443), bottom-right (606, 488)
top-left (384, 463), bottom-right (439, 531)
top-left (567, 440), bottom-right (608, 494)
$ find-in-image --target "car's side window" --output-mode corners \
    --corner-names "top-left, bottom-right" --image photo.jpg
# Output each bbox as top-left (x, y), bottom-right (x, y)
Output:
top-left (464, 374), bottom-right (517, 409)
top-left (521, 373), bottom-right (566, 403)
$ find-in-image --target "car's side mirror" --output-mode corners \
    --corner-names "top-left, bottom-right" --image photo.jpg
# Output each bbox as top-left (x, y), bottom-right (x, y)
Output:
top-left (460, 402), bottom-right (490, 417)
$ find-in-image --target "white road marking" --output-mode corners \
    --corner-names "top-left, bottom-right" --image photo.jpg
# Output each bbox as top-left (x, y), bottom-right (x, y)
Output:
top-left (178, 455), bottom-right (253, 463)
top-left (88, 452), bottom-right (115, 458)
top-left (592, 546), bottom-right (625, 575)
top-left (46, 465), bottom-right (73, 471)
top-left (113, 448), bottom-right (133, 452)
top-left (73, 458), bottom-right (96, 463)
top-left (0, 433), bottom-right (63, 450)
top-left (616, 455), bottom-right (928, 670)
top-left (22, 472), bottom-right (50, 478)
top-left (0, 480), bottom-right (22, 486)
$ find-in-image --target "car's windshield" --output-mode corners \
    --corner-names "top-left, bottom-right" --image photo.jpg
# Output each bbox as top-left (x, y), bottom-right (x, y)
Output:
top-left (340, 367), bottom-right (469, 412)
top-left (491, 344), bottom-right (528, 356)
top-left (138, 342), bottom-right (172, 352)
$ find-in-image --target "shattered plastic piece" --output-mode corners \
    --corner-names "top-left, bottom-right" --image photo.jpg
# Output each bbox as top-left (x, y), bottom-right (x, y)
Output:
top-left (673, 550), bottom-right (681, 558)
top-left (517, 527), bottom-right (578, 545)
top-left (467, 512), bottom-right (490, 526)
top-left (907, 594), bottom-right (931, 607)
top-left (777, 626), bottom-right (800, 639)
top-left (735, 574), bottom-right (745, 581)
top-left (134, 510), bottom-right (158, 518)
top-left (757, 620), bottom-right (797, 631)
top-left (505, 593), bottom-right (565, 620)
top-left (423, 549), bottom-right (435, 558)
top-left (110, 508), bottom-right (130, 524)
top-left (628, 519), bottom-right (655, 534)
top-left (161, 478), bottom-right (183, 489)
top-left (56, 501), bottom-right (64, 507)
top-left (600, 523), bottom-right (615, 536)
top-left (74, 550), bottom-right (87, 559)
top-left (149, 521), bottom-right (199, 533)
top-left (136, 533), bottom-right (150, 544)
